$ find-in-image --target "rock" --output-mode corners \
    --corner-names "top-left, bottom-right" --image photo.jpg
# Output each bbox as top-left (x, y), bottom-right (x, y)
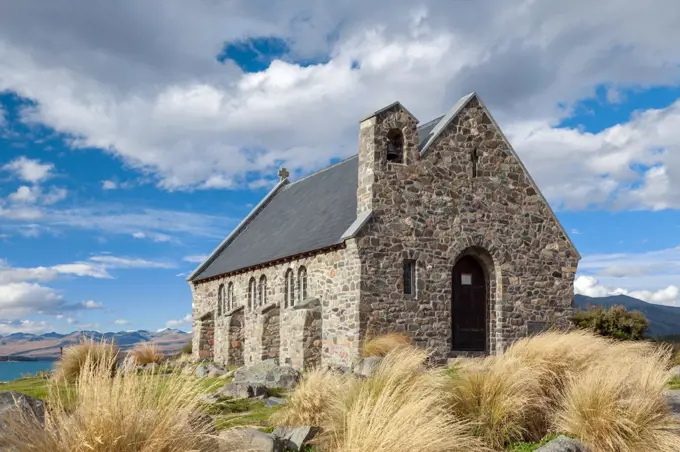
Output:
top-left (0, 391), bottom-right (45, 427)
top-left (352, 356), bottom-right (383, 377)
top-left (666, 389), bottom-right (680, 419)
top-left (198, 393), bottom-right (220, 405)
top-left (272, 426), bottom-right (320, 451)
top-left (223, 360), bottom-right (300, 398)
top-left (219, 428), bottom-right (284, 452)
top-left (217, 381), bottom-right (268, 399)
top-left (207, 363), bottom-right (227, 377)
top-left (195, 364), bottom-right (208, 378)
top-left (535, 435), bottom-right (588, 452)
top-left (668, 365), bottom-right (680, 378)
top-left (264, 396), bottom-right (287, 407)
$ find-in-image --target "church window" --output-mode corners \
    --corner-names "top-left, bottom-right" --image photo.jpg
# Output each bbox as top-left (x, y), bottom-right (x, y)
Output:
top-left (248, 277), bottom-right (256, 310)
top-left (227, 282), bottom-right (234, 312)
top-left (217, 284), bottom-right (225, 316)
top-left (258, 275), bottom-right (267, 306)
top-left (386, 129), bottom-right (404, 163)
top-left (403, 259), bottom-right (416, 295)
top-left (298, 266), bottom-right (308, 302)
top-left (284, 269), bottom-right (295, 308)
top-left (471, 148), bottom-right (479, 178)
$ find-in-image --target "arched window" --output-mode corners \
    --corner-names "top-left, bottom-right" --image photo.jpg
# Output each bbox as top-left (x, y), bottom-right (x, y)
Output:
top-left (298, 266), bottom-right (308, 303)
top-left (284, 269), bottom-right (294, 308)
top-left (227, 282), bottom-right (234, 312)
top-left (217, 284), bottom-right (225, 316)
top-left (248, 277), bottom-right (256, 310)
top-left (258, 275), bottom-right (267, 307)
top-left (386, 129), bottom-right (404, 163)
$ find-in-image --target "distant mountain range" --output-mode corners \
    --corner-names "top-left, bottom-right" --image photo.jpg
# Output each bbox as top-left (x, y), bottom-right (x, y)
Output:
top-left (0, 329), bottom-right (190, 360)
top-left (574, 294), bottom-right (680, 338)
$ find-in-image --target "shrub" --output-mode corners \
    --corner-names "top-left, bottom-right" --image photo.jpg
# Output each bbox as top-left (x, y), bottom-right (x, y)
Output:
top-left (129, 341), bottom-right (164, 365)
top-left (181, 340), bottom-right (192, 355)
top-left (360, 332), bottom-right (412, 357)
top-left (572, 304), bottom-right (648, 340)
top-left (554, 346), bottom-right (680, 452)
top-left (0, 348), bottom-right (245, 451)
top-left (54, 337), bottom-right (120, 383)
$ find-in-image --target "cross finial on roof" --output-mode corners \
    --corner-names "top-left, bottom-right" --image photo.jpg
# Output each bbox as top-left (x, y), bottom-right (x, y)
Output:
top-left (278, 167), bottom-right (289, 181)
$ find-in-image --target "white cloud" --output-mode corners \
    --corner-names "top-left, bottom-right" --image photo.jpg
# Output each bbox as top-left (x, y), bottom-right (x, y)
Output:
top-left (8, 186), bottom-right (39, 204)
top-left (114, 319), bottom-right (130, 325)
top-left (1, 157), bottom-right (53, 184)
top-left (80, 300), bottom-right (103, 309)
top-left (575, 275), bottom-right (680, 307)
top-left (131, 231), bottom-right (173, 243)
top-left (89, 255), bottom-right (174, 269)
top-left (0, 1), bottom-right (679, 209)
top-left (0, 282), bottom-right (63, 318)
top-left (0, 105), bottom-right (6, 128)
top-left (166, 314), bottom-right (192, 327)
top-left (183, 255), bottom-right (208, 263)
top-left (0, 320), bottom-right (52, 335)
top-left (101, 180), bottom-right (117, 190)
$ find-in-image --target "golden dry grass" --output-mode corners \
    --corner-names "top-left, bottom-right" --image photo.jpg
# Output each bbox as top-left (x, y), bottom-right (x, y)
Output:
top-left (447, 330), bottom-right (680, 450)
top-left (129, 341), bottom-right (164, 365)
top-left (54, 336), bottom-right (120, 383)
top-left (554, 347), bottom-right (680, 452)
top-left (0, 349), bottom-right (240, 452)
top-left (360, 332), bottom-right (412, 357)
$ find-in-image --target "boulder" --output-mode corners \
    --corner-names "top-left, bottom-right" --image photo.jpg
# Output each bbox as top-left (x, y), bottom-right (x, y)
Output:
top-left (234, 359), bottom-right (300, 389)
top-left (195, 364), bottom-right (208, 378)
top-left (219, 428), bottom-right (284, 452)
top-left (535, 435), bottom-right (588, 452)
top-left (207, 363), bottom-right (227, 377)
top-left (352, 356), bottom-right (383, 377)
top-left (668, 365), bottom-right (680, 378)
top-left (0, 391), bottom-right (45, 427)
top-left (217, 382), bottom-right (268, 399)
top-left (667, 389), bottom-right (680, 419)
top-left (272, 426), bottom-right (320, 451)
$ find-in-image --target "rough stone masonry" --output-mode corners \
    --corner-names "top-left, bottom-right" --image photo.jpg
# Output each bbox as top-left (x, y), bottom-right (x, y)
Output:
top-left (188, 92), bottom-right (580, 370)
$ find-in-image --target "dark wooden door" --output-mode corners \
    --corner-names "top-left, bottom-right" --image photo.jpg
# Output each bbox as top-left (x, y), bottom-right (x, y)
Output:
top-left (452, 256), bottom-right (487, 351)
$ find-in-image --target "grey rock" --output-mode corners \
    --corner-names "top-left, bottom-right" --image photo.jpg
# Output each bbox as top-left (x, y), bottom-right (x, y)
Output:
top-left (219, 428), bottom-right (284, 452)
top-left (217, 381), bottom-right (268, 399)
top-left (207, 363), bottom-right (227, 377)
top-left (198, 393), bottom-right (220, 405)
top-left (272, 426), bottom-right (320, 451)
top-left (535, 435), bottom-right (588, 452)
top-left (264, 396), bottom-right (287, 407)
top-left (668, 365), bottom-right (680, 378)
top-left (667, 389), bottom-right (680, 419)
top-left (352, 356), bottom-right (383, 377)
top-left (231, 359), bottom-right (301, 391)
top-left (195, 364), bottom-right (207, 378)
top-left (0, 391), bottom-right (45, 427)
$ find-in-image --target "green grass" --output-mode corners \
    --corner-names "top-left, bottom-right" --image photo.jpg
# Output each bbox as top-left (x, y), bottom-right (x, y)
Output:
top-left (0, 376), bottom-right (50, 399)
top-left (669, 376), bottom-right (680, 390)
top-left (507, 434), bottom-right (560, 451)
top-left (213, 398), bottom-right (284, 430)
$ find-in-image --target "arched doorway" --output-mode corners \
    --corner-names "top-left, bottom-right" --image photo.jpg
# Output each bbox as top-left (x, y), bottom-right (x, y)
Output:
top-left (452, 255), bottom-right (487, 351)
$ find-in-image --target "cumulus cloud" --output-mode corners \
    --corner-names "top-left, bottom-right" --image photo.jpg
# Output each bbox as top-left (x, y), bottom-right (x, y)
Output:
top-left (101, 180), bottom-right (118, 190)
top-left (166, 314), bottom-right (192, 327)
top-left (131, 231), bottom-right (173, 243)
top-left (1, 157), bottom-right (53, 184)
top-left (0, 1), bottom-right (679, 209)
top-left (0, 320), bottom-right (52, 335)
top-left (575, 275), bottom-right (680, 307)
top-left (114, 319), bottom-right (130, 325)
top-left (183, 255), bottom-right (208, 263)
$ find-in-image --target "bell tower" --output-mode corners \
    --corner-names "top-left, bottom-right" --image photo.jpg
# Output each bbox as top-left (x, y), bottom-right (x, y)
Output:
top-left (356, 102), bottom-right (419, 214)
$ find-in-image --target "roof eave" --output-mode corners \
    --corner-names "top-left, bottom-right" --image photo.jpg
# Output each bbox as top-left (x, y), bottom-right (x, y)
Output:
top-left (186, 178), bottom-right (291, 282)
top-left (359, 101), bottom-right (420, 124)
top-left (340, 210), bottom-right (373, 240)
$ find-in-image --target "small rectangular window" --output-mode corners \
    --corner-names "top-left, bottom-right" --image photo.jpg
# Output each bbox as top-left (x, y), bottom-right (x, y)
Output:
top-left (403, 260), bottom-right (416, 295)
top-left (461, 273), bottom-right (472, 285)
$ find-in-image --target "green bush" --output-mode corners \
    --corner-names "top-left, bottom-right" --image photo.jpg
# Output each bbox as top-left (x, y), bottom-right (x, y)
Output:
top-left (181, 340), bottom-right (192, 355)
top-left (572, 304), bottom-right (648, 340)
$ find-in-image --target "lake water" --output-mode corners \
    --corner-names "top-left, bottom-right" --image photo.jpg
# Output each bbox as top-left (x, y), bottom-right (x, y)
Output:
top-left (0, 361), bottom-right (56, 382)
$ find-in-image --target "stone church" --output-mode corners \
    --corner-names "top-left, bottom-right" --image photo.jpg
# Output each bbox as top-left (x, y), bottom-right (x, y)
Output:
top-left (188, 92), bottom-right (580, 370)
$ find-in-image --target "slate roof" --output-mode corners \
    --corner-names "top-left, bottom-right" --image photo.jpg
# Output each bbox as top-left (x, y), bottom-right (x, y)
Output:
top-left (189, 112), bottom-right (449, 282)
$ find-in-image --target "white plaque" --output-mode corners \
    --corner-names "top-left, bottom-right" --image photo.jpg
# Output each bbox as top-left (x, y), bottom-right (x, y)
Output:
top-left (461, 273), bottom-right (472, 285)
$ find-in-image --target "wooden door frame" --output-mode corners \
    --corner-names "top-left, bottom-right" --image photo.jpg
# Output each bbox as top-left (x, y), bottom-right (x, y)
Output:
top-left (451, 253), bottom-right (489, 353)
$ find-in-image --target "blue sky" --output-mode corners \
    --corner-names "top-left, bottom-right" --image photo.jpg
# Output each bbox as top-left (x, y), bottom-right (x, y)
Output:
top-left (1, 1), bottom-right (679, 334)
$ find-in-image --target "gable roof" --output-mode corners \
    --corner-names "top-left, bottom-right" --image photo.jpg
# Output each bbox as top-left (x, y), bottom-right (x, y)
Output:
top-left (189, 92), bottom-right (580, 282)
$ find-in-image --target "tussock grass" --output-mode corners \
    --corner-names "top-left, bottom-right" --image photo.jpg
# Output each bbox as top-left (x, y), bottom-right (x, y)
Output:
top-left (554, 347), bottom-right (680, 452)
top-left (129, 341), bottom-right (164, 365)
top-left (0, 349), bottom-right (241, 451)
top-left (271, 368), bottom-right (350, 428)
top-left (360, 332), bottom-right (412, 357)
top-left (54, 337), bottom-right (119, 383)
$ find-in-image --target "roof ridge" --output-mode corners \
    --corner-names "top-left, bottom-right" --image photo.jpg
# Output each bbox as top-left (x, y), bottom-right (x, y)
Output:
top-left (286, 155), bottom-right (358, 187)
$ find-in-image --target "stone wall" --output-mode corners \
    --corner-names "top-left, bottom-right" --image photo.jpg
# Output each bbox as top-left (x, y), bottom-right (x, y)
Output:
top-left (261, 306), bottom-right (280, 360)
top-left (355, 96), bottom-right (579, 361)
top-left (191, 245), bottom-right (361, 368)
top-left (228, 309), bottom-right (245, 367)
top-left (197, 313), bottom-right (214, 360)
